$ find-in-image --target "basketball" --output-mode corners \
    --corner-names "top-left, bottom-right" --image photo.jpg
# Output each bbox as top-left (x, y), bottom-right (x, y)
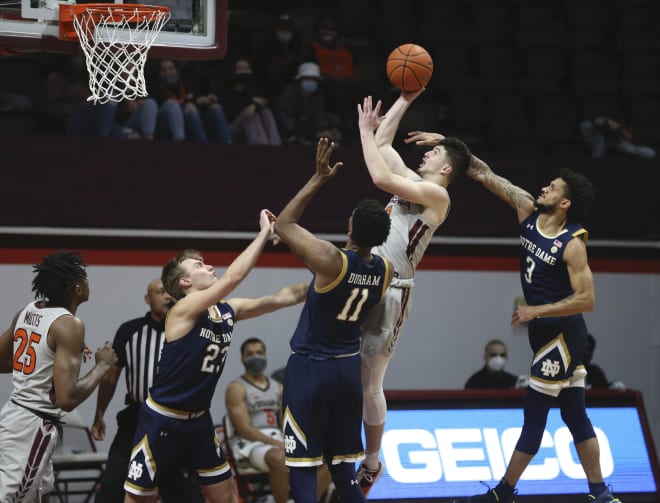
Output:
top-left (386, 43), bottom-right (434, 92)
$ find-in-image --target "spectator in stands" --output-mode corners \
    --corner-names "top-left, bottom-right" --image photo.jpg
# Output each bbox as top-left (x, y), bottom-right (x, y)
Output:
top-left (219, 57), bottom-right (282, 145)
top-left (151, 59), bottom-right (232, 142)
top-left (580, 116), bottom-right (655, 159)
top-left (40, 53), bottom-right (120, 137)
top-left (253, 13), bottom-right (305, 102)
top-left (276, 61), bottom-right (341, 146)
top-left (465, 339), bottom-right (519, 389)
top-left (583, 334), bottom-right (626, 390)
top-left (309, 14), bottom-right (366, 146)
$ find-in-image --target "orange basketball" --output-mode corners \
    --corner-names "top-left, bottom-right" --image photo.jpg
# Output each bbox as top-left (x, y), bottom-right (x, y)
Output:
top-left (386, 43), bottom-right (434, 92)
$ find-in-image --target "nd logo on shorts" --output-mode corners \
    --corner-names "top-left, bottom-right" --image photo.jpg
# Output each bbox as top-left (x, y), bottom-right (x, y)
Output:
top-left (127, 435), bottom-right (156, 487)
top-left (531, 335), bottom-right (572, 381)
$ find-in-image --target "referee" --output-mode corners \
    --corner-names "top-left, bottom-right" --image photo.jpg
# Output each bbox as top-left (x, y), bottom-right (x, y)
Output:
top-left (91, 278), bottom-right (203, 502)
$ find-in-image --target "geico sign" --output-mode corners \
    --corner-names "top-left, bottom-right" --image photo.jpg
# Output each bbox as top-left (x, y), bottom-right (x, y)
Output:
top-left (382, 427), bottom-right (613, 483)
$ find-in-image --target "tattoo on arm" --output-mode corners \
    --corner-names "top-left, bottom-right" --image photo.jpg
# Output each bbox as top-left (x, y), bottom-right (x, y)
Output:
top-left (485, 172), bottom-right (533, 210)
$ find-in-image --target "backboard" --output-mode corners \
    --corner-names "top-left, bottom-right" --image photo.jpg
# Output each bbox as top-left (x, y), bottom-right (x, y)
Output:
top-left (0, 0), bottom-right (226, 59)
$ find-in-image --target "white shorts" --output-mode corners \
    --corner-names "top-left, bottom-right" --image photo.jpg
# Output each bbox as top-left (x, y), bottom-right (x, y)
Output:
top-left (228, 428), bottom-right (283, 472)
top-left (0, 400), bottom-right (60, 501)
top-left (361, 280), bottom-right (413, 358)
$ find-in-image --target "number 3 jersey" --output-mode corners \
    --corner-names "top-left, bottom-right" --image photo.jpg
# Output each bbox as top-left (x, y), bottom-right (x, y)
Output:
top-left (290, 249), bottom-right (390, 359)
top-left (11, 301), bottom-right (72, 418)
top-left (149, 302), bottom-right (235, 412)
top-left (519, 211), bottom-right (588, 306)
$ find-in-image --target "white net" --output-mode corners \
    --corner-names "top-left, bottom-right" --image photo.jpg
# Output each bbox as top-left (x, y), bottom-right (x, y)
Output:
top-left (72, 5), bottom-right (170, 104)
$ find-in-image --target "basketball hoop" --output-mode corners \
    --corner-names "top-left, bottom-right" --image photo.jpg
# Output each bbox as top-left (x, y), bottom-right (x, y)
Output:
top-left (59, 3), bottom-right (171, 104)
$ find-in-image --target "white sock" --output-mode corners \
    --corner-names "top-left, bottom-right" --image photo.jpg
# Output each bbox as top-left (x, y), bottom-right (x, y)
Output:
top-left (364, 450), bottom-right (380, 471)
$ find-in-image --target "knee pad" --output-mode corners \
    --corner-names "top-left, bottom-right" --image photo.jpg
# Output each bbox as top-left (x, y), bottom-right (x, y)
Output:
top-left (560, 389), bottom-right (596, 444)
top-left (515, 389), bottom-right (554, 455)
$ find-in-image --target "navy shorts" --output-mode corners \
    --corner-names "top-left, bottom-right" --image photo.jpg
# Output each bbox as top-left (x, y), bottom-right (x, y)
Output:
top-left (527, 314), bottom-right (588, 397)
top-left (282, 353), bottom-right (364, 467)
top-left (124, 404), bottom-right (231, 497)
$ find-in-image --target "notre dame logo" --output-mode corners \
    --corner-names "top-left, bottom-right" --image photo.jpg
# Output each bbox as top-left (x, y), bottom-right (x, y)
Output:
top-left (540, 358), bottom-right (561, 378)
top-left (284, 434), bottom-right (296, 454)
top-left (127, 460), bottom-right (144, 480)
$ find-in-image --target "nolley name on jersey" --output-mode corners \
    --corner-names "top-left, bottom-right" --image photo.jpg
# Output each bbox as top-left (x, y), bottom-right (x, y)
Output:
top-left (199, 327), bottom-right (231, 344)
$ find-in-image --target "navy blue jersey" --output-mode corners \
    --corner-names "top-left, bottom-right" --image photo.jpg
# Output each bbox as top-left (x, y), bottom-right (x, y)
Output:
top-left (149, 302), bottom-right (235, 412)
top-left (519, 211), bottom-right (588, 306)
top-left (289, 249), bottom-right (390, 359)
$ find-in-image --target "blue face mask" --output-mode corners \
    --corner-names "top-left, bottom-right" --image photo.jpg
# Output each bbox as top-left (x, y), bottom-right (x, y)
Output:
top-left (300, 79), bottom-right (319, 94)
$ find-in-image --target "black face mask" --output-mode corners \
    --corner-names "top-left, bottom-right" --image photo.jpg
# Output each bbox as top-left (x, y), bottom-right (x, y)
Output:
top-left (245, 355), bottom-right (267, 375)
top-left (234, 74), bottom-right (253, 89)
top-left (163, 75), bottom-right (179, 90)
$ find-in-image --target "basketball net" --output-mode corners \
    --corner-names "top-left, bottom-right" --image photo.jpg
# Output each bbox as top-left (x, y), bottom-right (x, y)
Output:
top-left (65, 4), bottom-right (170, 104)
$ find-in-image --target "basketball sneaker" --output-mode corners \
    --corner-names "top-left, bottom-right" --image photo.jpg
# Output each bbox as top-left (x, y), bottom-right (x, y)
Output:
top-left (453, 482), bottom-right (516, 503)
top-left (587, 488), bottom-right (622, 503)
top-left (357, 461), bottom-right (383, 496)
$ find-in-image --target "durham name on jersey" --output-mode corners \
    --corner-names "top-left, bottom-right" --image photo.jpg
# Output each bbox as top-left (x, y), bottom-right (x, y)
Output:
top-left (519, 211), bottom-right (588, 306)
top-left (290, 249), bottom-right (390, 359)
top-left (149, 302), bottom-right (235, 412)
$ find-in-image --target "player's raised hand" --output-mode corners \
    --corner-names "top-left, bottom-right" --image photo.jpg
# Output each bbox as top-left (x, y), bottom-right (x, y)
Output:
top-left (357, 96), bottom-right (384, 132)
top-left (316, 137), bottom-right (343, 179)
top-left (405, 130), bottom-right (445, 146)
top-left (259, 209), bottom-right (277, 238)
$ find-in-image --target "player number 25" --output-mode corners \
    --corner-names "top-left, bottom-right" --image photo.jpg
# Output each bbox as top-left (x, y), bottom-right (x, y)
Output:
top-left (13, 329), bottom-right (42, 375)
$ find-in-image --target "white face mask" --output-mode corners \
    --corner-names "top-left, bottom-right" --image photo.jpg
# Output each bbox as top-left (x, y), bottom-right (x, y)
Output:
top-left (487, 355), bottom-right (507, 372)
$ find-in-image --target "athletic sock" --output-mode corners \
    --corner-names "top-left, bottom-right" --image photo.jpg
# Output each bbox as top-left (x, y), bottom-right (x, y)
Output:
top-left (589, 482), bottom-right (607, 496)
top-left (495, 479), bottom-right (516, 498)
top-left (363, 450), bottom-right (380, 471)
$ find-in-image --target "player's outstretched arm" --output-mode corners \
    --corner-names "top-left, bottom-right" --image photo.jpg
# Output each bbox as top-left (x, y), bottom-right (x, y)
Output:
top-left (359, 97), bottom-right (448, 214)
top-left (274, 138), bottom-right (344, 286)
top-left (227, 282), bottom-right (309, 322)
top-left (372, 91), bottom-right (423, 178)
top-left (512, 237), bottom-right (594, 327)
top-left (174, 210), bottom-right (275, 327)
top-left (468, 153), bottom-right (535, 223)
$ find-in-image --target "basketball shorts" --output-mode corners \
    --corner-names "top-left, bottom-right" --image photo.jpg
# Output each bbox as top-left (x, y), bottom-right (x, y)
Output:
top-left (282, 353), bottom-right (364, 467)
top-left (0, 400), bottom-right (60, 501)
top-left (527, 315), bottom-right (589, 397)
top-left (361, 279), bottom-right (413, 358)
top-left (124, 404), bottom-right (231, 497)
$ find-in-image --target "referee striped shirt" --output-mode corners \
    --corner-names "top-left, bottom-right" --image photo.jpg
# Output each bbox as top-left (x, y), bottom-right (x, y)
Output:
top-left (112, 313), bottom-right (166, 405)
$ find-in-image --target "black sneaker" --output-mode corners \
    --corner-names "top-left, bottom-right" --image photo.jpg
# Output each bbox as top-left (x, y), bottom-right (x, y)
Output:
top-left (587, 488), bottom-right (622, 503)
top-left (453, 482), bottom-right (516, 503)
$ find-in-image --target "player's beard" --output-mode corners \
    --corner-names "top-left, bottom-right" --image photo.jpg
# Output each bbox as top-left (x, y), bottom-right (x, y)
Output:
top-left (536, 201), bottom-right (556, 214)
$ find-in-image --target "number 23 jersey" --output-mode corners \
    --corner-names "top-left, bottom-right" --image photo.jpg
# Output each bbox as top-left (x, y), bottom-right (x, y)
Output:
top-left (149, 302), bottom-right (235, 412)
